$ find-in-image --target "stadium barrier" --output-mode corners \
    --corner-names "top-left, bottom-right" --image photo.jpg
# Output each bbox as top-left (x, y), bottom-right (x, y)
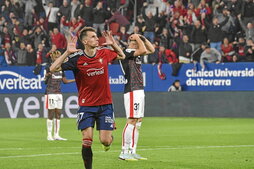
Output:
top-left (1, 63), bottom-right (254, 118)
top-left (1, 92), bottom-right (254, 118)
top-left (1, 63), bottom-right (254, 93)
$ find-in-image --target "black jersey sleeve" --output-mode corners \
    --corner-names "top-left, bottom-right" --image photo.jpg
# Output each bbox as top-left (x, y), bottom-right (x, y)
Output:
top-left (61, 51), bottom-right (82, 71)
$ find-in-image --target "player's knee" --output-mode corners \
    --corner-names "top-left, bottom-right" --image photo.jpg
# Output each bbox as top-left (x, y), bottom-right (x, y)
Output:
top-left (100, 137), bottom-right (113, 146)
top-left (82, 139), bottom-right (93, 148)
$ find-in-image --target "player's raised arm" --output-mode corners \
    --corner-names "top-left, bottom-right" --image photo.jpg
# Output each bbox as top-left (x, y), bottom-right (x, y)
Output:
top-left (102, 30), bottom-right (126, 60)
top-left (139, 35), bottom-right (155, 54)
top-left (50, 35), bottom-right (79, 72)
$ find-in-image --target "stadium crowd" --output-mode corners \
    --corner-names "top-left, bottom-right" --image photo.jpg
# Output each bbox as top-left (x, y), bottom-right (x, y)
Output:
top-left (0, 0), bottom-right (254, 67)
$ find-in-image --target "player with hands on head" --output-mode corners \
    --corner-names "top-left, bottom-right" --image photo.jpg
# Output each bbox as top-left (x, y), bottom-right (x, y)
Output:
top-left (50, 27), bottom-right (125, 169)
top-left (119, 34), bottom-right (155, 161)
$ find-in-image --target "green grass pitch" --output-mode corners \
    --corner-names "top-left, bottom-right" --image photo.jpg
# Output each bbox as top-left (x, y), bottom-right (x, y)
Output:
top-left (0, 117), bottom-right (254, 169)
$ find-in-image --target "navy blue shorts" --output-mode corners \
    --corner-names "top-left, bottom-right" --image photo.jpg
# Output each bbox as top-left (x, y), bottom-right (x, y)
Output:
top-left (77, 104), bottom-right (115, 131)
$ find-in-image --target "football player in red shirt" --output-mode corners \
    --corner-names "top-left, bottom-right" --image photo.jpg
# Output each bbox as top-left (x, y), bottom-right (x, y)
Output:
top-left (50, 27), bottom-right (125, 169)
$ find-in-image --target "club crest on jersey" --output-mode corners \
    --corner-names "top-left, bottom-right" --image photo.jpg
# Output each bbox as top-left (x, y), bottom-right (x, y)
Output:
top-left (99, 58), bottom-right (103, 64)
top-left (87, 67), bottom-right (104, 76)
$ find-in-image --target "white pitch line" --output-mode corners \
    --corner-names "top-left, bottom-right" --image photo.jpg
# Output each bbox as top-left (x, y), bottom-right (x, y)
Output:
top-left (1, 145), bottom-right (254, 159)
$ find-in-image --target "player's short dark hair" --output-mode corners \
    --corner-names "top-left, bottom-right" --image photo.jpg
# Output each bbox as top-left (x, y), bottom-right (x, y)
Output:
top-left (78, 27), bottom-right (96, 41)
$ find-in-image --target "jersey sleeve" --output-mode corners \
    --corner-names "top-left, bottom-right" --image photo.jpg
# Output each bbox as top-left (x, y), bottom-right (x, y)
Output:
top-left (104, 49), bottom-right (118, 63)
top-left (124, 49), bottom-right (135, 59)
top-left (61, 51), bottom-right (81, 71)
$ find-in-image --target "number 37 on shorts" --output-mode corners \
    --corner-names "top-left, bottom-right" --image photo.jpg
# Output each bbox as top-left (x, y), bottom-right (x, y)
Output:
top-left (124, 90), bottom-right (145, 118)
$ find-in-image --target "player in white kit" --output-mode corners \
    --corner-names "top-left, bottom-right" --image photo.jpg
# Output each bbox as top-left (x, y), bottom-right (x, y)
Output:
top-left (119, 34), bottom-right (155, 160)
top-left (44, 50), bottom-right (75, 141)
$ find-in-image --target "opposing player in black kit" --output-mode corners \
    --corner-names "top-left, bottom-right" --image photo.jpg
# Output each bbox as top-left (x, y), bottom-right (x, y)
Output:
top-left (119, 34), bottom-right (155, 160)
top-left (44, 50), bottom-right (75, 141)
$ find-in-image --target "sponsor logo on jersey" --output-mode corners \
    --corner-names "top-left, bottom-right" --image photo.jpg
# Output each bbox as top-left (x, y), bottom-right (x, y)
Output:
top-left (86, 67), bottom-right (104, 76)
top-left (0, 71), bottom-right (43, 90)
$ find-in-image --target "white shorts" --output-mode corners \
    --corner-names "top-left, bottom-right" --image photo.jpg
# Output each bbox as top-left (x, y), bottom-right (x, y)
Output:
top-left (45, 94), bottom-right (63, 110)
top-left (124, 90), bottom-right (145, 118)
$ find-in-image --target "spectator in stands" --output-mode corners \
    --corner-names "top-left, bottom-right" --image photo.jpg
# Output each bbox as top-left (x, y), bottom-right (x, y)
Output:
top-left (0, 46), bottom-right (7, 66)
top-left (168, 80), bottom-right (182, 92)
top-left (158, 46), bottom-right (178, 64)
top-left (221, 37), bottom-right (235, 62)
top-left (0, 26), bottom-right (11, 46)
top-left (26, 43), bottom-right (36, 66)
top-left (179, 35), bottom-right (193, 63)
top-left (131, 26), bottom-right (142, 35)
top-left (142, 2), bottom-right (158, 43)
top-left (173, 0), bottom-right (187, 17)
top-left (34, 16), bottom-right (48, 32)
top-left (36, 43), bottom-right (48, 65)
top-left (241, 0), bottom-right (254, 25)
top-left (135, 15), bottom-right (145, 34)
top-left (42, 0), bottom-right (59, 31)
top-left (200, 45), bottom-right (222, 70)
top-left (20, 29), bottom-right (31, 45)
top-left (191, 20), bottom-right (207, 50)
top-left (215, 5), bottom-right (236, 39)
top-left (23, 0), bottom-right (37, 28)
top-left (93, 1), bottom-right (109, 34)
top-left (227, 0), bottom-right (242, 17)
top-left (70, 0), bottom-right (81, 19)
top-left (11, 27), bottom-right (22, 47)
top-left (57, 0), bottom-right (71, 21)
top-left (244, 39), bottom-right (254, 62)
top-left (233, 37), bottom-right (246, 62)
top-left (118, 26), bottom-right (129, 43)
top-left (206, 14), bottom-right (229, 53)
top-left (61, 17), bottom-right (84, 31)
top-left (195, 0), bottom-right (212, 18)
top-left (50, 27), bottom-right (66, 50)
top-left (105, 9), bottom-right (130, 29)
top-left (160, 28), bottom-right (172, 49)
top-left (30, 26), bottom-right (48, 50)
top-left (238, 14), bottom-right (254, 42)
top-left (0, 16), bottom-right (6, 31)
top-left (156, 10), bottom-right (168, 34)
top-left (80, 0), bottom-right (93, 27)
top-left (191, 42), bottom-right (207, 63)
top-left (4, 42), bottom-right (16, 65)
top-left (13, 42), bottom-right (27, 66)
top-left (2, 0), bottom-right (14, 22)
